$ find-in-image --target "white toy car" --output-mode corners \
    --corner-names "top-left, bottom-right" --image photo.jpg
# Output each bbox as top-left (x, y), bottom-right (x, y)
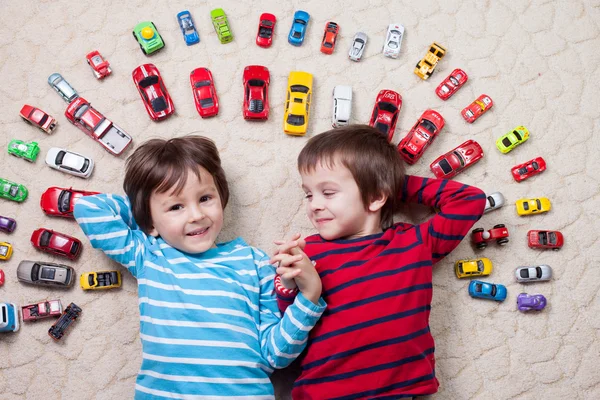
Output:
top-left (484, 192), bottom-right (505, 213)
top-left (332, 85), bottom-right (352, 128)
top-left (348, 32), bottom-right (367, 61)
top-left (45, 147), bottom-right (94, 179)
top-left (382, 24), bottom-right (404, 59)
top-left (515, 265), bottom-right (552, 283)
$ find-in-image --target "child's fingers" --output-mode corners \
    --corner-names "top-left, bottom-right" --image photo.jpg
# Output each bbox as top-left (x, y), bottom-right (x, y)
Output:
top-left (270, 253), bottom-right (303, 267)
top-left (281, 269), bottom-right (301, 281)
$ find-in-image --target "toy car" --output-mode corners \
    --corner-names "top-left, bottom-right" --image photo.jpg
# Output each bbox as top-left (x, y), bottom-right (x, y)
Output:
top-left (517, 293), bottom-right (547, 312)
top-left (20, 105), bottom-right (57, 134)
top-left (80, 270), bottom-right (122, 290)
top-left (243, 65), bottom-right (270, 120)
top-left (472, 224), bottom-right (509, 249)
top-left (527, 230), bottom-right (564, 251)
top-left (48, 73), bottom-right (78, 103)
top-left (211, 8), bottom-right (233, 44)
top-left (515, 265), bottom-right (552, 283)
top-left (177, 10), bottom-right (200, 45)
top-left (415, 42), bottom-right (446, 79)
top-left (284, 71), bottom-right (313, 136)
top-left (0, 242), bottom-right (13, 261)
top-left (40, 187), bottom-right (99, 218)
top-left (369, 89), bottom-right (402, 142)
top-left (31, 228), bottom-right (82, 260)
top-left (512, 157), bottom-right (546, 182)
top-left (383, 24), bottom-right (405, 59)
top-left (496, 126), bottom-right (530, 153)
top-left (22, 300), bottom-right (63, 322)
top-left (435, 68), bottom-right (468, 100)
top-left (468, 280), bottom-right (507, 302)
top-left (332, 85), bottom-right (352, 128)
top-left (0, 178), bottom-right (28, 202)
top-left (461, 94), bottom-right (493, 123)
top-left (133, 21), bottom-right (164, 55)
top-left (397, 109), bottom-right (445, 164)
top-left (45, 147), bottom-right (94, 179)
top-left (0, 303), bottom-right (19, 333)
top-left (320, 21), bottom-right (339, 54)
top-left (348, 32), bottom-right (367, 61)
top-left (484, 192), bottom-right (505, 214)
top-left (0, 215), bottom-right (16, 233)
top-left (190, 68), bottom-right (219, 118)
top-left (17, 260), bottom-right (75, 287)
top-left (132, 63), bottom-right (175, 121)
top-left (48, 302), bottom-right (81, 341)
top-left (455, 257), bottom-right (492, 279)
top-left (8, 139), bottom-right (40, 162)
top-left (0, 269), bottom-right (4, 286)
top-left (288, 10), bottom-right (310, 46)
top-left (85, 51), bottom-right (112, 79)
top-left (65, 97), bottom-right (133, 156)
top-left (516, 197), bottom-right (551, 216)
top-left (256, 13), bottom-right (276, 47)
top-left (430, 139), bottom-right (484, 179)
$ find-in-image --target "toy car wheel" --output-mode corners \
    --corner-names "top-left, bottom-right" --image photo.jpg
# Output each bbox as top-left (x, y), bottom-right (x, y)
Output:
top-left (139, 43), bottom-right (147, 55)
top-left (497, 238), bottom-right (509, 246)
top-left (476, 242), bottom-right (487, 249)
top-left (415, 62), bottom-right (420, 69)
top-left (553, 247), bottom-right (560, 252)
top-left (132, 31), bottom-right (137, 40)
top-left (493, 224), bottom-right (505, 229)
top-left (472, 228), bottom-right (484, 234)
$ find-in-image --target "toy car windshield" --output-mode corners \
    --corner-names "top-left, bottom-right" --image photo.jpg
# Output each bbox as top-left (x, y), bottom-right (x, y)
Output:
top-left (420, 119), bottom-right (437, 133)
top-left (58, 190), bottom-right (72, 213)
top-left (378, 102), bottom-right (398, 113)
top-left (438, 159), bottom-right (453, 174)
top-left (139, 76), bottom-right (159, 88)
top-left (199, 98), bottom-right (214, 108)
top-left (290, 85), bottom-right (309, 93)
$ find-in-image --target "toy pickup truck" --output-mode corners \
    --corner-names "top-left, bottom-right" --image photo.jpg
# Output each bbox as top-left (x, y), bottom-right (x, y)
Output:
top-left (48, 302), bottom-right (81, 340)
top-left (22, 300), bottom-right (63, 322)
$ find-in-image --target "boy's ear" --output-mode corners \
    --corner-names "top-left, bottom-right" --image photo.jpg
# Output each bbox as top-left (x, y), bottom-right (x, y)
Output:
top-left (148, 226), bottom-right (159, 237)
top-left (368, 192), bottom-right (388, 212)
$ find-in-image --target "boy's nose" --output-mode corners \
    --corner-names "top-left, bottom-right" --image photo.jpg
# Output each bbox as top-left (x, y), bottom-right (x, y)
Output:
top-left (188, 205), bottom-right (204, 222)
top-left (309, 198), bottom-right (325, 212)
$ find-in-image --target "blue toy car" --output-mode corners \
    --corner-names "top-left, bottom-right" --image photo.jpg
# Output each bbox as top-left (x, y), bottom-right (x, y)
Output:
top-left (177, 11), bottom-right (200, 45)
top-left (0, 302), bottom-right (20, 332)
top-left (468, 280), bottom-right (507, 302)
top-left (288, 10), bottom-right (310, 46)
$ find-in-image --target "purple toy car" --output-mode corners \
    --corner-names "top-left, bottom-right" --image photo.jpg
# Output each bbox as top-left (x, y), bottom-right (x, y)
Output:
top-left (0, 216), bottom-right (16, 233)
top-left (517, 293), bottom-right (547, 312)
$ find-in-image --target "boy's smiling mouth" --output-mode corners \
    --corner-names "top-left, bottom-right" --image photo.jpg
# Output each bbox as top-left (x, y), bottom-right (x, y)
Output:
top-left (187, 227), bottom-right (209, 236)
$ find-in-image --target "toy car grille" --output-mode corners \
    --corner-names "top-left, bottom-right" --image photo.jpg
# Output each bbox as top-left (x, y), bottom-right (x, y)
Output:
top-left (249, 100), bottom-right (264, 113)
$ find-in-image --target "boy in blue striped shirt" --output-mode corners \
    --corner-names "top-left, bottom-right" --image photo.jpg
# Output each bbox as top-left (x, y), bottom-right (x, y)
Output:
top-left (74, 135), bottom-right (326, 399)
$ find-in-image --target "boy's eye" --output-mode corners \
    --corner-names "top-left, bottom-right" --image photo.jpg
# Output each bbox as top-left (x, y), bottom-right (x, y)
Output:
top-left (200, 195), bottom-right (211, 202)
top-left (323, 191), bottom-right (336, 197)
top-left (169, 204), bottom-right (183, 211)
top-left (304, 193), bottom-right (312, 200)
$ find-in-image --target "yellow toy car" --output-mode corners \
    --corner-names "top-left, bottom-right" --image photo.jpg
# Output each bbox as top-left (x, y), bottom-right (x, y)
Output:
top-left (0, 242), bottom-right (12, 261)
top-left (80, 270), bottom-right (122, 290)
top-left (284, 71), bottom-right (313, 136)
top-left (455, 257), bottom-right (492, 279)
top-left (415, 42), bottom-right (446, 80)
top-left (516, 197), bottom-right (551, 216)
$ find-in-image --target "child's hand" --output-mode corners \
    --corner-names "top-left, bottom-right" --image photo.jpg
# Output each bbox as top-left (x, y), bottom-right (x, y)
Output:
top-left (272, 233), bottom-right (305, 289)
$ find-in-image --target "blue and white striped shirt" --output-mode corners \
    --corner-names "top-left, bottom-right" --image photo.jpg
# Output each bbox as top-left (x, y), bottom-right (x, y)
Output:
top-left (74, 194), bottom-right (326, 399)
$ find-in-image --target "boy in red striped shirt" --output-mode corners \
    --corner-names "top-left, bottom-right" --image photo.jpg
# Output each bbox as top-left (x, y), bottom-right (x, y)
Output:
top-left (271, 125), bottom-right (486, 399)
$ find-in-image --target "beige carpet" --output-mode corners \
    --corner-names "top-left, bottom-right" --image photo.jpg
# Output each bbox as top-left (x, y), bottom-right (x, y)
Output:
top-left (1, 0), bottom-right (599, 398)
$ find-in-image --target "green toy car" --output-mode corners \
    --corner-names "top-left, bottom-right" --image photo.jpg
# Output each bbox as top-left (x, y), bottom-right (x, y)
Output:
top-left (133, 21), bottom-right (165, 55)
top-left (0, 178), bottom-right (28, 202)
top-left (211, 8), bottom-right (233, 44)
top-left (496, 126), bottom-right (530, 154)
top-left (8, 140), bottom-right (40, 162)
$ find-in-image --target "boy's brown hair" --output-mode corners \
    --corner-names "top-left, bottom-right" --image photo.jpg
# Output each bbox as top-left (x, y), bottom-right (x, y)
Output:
top-left (298, 125), bottom-right (405, 229)
top-left (124, 135), bottom-right (229, 233)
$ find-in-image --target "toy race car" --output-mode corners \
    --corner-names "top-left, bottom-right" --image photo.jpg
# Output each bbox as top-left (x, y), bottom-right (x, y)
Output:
top-left (284, 71), bottom-right (313, 136)
top-left (48, 73), bottom-right (78, 103)
top-left (430, 139), bottom-right (484, 179)
top-left (332, 85), bottom-right (352, 128)
top-left (132, 63), bottom-right (175, 121)
top-left (461, 94), bottom-right (493, 123)
top-left (397, 109), bottom-right (445, 164)
top-left (80, 270), bottom-right (122, 290)
top-left (48, 302), bottom-right (81, 341)
top-left (472, 224), bottom-right (509, 249)
top-left (0, 178), bottom-right (28, 202)
top-left (22, 300), bottom-right (63, 322)
top-left (455, 257), bottom-right (493, 279)
top-left (0, 303), bottom-right (19, 333)
top-left (177, 10), bottom-right (200, 45)
top-left (0, 269), bottom-right (4, 286)
top-left (256, 13), bottom-right (276, 47)
top-left (8, 139), bottom-right (40, 162)
top-left (435, 68), bottom-right (468, 100)
top-left (517, 293), bottom-right (547, 312)
top-left (512, 157), bottom-right (546, 182)
top-left (190, 68), bottom-right (219, 118)
top-left (0, 215), bottom-right (16, 233)
top-left (497, 126), bottom-right (530, 154)
top-left (20, 105), bottom-right (57, 134)
top-left (468, 280), bottom-right (507, 302)
top-left (349, 32), bottom-right (367, 61)
top-left (0, 242), bottom-right (13, 261)
top-left (45, 147), bottom-right (94, 179)
top-left (40, 187), bottom-right (99, 218)
top-left (415, 42), bottom-right (446, 79)
top-left (527, 230), bottom-right (564, 250)
top-left (211, 8), bottom-right (233, 44)
top-left (31, 228), bottom-right (82, 260)
top-left (85, 51), bottom-right (112, 79)
top-left (288, 10), bottom-right (310, 46)
top-left (484, 192), bottom-right (505, 214)
top-left (65, 97), bottom-right (133, 156)
top-left (516, 197), bottom-right (551, 216)
top-left (320, 21), bottom-right (339, 54)
top-left (17, 260), bottom-right (75, 287)
top-left (383, 24), bottom-right (405, 59)
top-left (133, 21), bottom-right (164, 55)
top-left (515, 265), bottom-right (552, 283)
top-left (369, 89), bottom-right (402, 142)
top-left (243, 65), bottom-right (270, 120)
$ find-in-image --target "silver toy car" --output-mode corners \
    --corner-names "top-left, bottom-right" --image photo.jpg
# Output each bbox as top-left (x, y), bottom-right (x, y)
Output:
top-left (484, 191), bottom-right (505, 213)
top-left (332, 85), bottom-right (352, 128)
top-left (48, 73), bottom-right (78, 103)
top-left (17, 260), bottom-right (75, 287)
top-left (382, 24), bottom-right (404, 59)
top-left (349, 32), bottom-right (367, 61)
top-left (515, 265), bottom-right (552, 283)
top-left (45, 147), bottom-right (94, 179)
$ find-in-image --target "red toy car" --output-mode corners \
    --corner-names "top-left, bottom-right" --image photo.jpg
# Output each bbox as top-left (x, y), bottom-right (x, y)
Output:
top-left (397, 109), bottom-right (445, 165)
top-left (22, 300), bottom-right (63, 322)
top-left (132, 63), bottom-right (175, 121)
top-left (461, 94), bottom-right (493, 123)
top-left (511, 157), bottom-right (546, 182)
top-left (320, 21), bottom-right (339, 54)
top-left (31, 228), bottom-right (82, 260)
top-left (20, 104), bottom-right (57, 134)
top-left (40, 187), bottom-right (99, 218)
top-left (435, 68), bottom-right (468, 100)
top-left (85, 50), bottom-right (112, 79)
top-left (527, 230), bottom-right (564, 251)
top-left (243, 66), bottom-right (270, 120)
top-left (430, 139), bottom-right (484, 179)
top-left (369, 89), bottom-right (402, 142)
top-left (0, 269), bottom-right (4, 286)
top-left (256, 13), bottom-right (276, 48)
top-left (190, 68), bottom-right (219, 118)
top-left (472, 224), bottom-right (509, 249)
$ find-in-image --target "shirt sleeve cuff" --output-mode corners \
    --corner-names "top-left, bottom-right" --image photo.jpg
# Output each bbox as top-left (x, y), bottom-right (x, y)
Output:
top-left (295, 292), bottom-right (327, 316)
